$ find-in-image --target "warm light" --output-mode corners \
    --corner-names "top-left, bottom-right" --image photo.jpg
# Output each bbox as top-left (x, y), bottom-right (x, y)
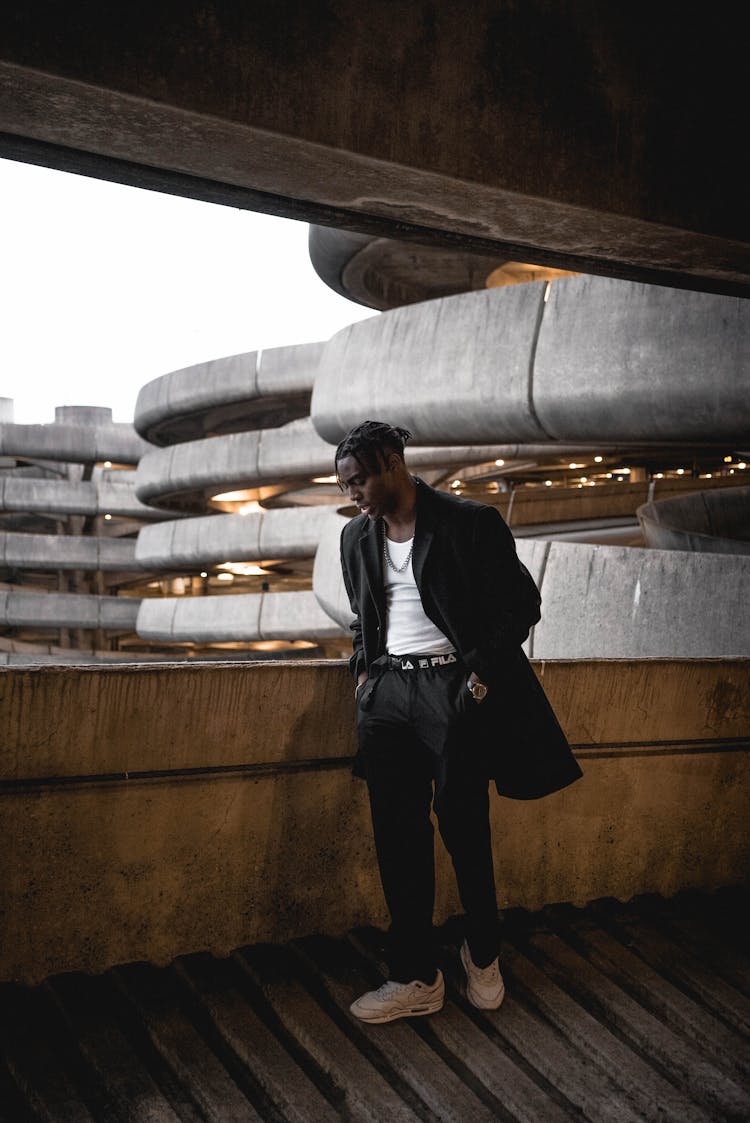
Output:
top-left (730, 469), bottom-right (735, 474)
top-left (580, 476), bottom-right (588, 483)
top-left (655, 472), bottom-right (663, 479)
top-left (707, 473), bottom-right (713, 478)
top-left (577, 483), bottom-right (583, 488)
top-left (218, 561), bottom-right (272, 576)
top-left (588, 481), bottom-right (596, 486)
top-left (606, 473), bottom-right (613, 478)
top-left (200, 571), bottom-right (208, 578)
top-left (739, 462), bottom-right (747, 469)
top-left (212, 490), bottom-right (254, 502)
top-left (495, 459), bottom-right (505, 466)
top-left (238, 501), bottom-right (263, 516)
top-left (217, 572), bottom-right (234, 582)
top-left (451, 480), bottom-right (461, 488)
top-left (676, 468), bottom-right (685, 475)
top-left (103, 460), bottom-right (112, 468)
top-left (312, 475), bottom-right (337, 484)
top-left (594, 455), bottom-right (603, 463)
top-left (568, 462), bottom-right (584, 469)
top-left (544, 480), bottom-right (552, 486)
top-left (104, 513), bottom-right (112, 520)
top-left (724, 455), bottom-right (733, 463)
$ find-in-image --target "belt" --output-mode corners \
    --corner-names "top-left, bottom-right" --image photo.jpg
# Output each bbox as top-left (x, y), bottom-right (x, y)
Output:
top-left (384, 651), bottom-right (459, 671)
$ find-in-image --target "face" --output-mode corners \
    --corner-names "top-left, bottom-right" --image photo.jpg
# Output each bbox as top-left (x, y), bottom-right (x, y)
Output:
top-left (336, 453), bottom-right (398, 520)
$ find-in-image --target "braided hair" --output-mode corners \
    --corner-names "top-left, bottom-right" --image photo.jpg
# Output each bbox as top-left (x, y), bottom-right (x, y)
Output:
top-left (334, 420), bottom-right (412, 488)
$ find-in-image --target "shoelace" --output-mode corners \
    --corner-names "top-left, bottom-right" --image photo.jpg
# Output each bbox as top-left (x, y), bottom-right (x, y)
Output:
top-left (474, 960), bottom-right (500, 983)
top-left (374, 979), bottom-right (409, 998)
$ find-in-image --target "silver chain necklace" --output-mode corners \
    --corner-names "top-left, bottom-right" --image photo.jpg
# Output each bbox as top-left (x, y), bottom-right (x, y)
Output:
top-left (383, 525), bottom-right (414, 573)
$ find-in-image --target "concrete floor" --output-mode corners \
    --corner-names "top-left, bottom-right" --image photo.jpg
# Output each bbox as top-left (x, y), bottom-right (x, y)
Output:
top-left (1, 888), bottom-right (747, 1122)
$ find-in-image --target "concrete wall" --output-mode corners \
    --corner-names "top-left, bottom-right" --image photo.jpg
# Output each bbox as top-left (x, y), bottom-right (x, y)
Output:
top-left (0, 588), bottom-right (140, 631)
top-left (0, 3), bottom-right (745, 293)
top-left (135, 589), bottom-right (343, 643)
top-left (312, 278), bottom-right (750, 446)
top-left (0, 471), bottom-right (165, 519)
top-left (313, 515), bottom-right (750, 658)
top-left (0, 407), bottom-right (149, 464)
top-left (1, 531), bottom-right (138, 570)
top-left (135, 507), bottom-right (338, 569)
top-left (1, 658), bottom-right (747, 984)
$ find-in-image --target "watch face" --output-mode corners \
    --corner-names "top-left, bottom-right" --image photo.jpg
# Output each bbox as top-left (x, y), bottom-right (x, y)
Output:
top-left (471, 682), bottom-right (488, 700)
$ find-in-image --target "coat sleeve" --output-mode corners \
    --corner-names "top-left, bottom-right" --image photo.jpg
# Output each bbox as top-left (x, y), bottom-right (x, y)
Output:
top-left (462, 505), bottom-right (539, 682)
top-left (340, 527), bottom-right (366, 681)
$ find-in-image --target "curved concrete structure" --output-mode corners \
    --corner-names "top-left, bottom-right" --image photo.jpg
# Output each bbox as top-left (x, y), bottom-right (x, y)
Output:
top-left (135, 507), bottom-right (339, 569)
top-left (312, 277), bottom-right (750, 446)
top-left (0, 404), bottom-right (168, 656)
top-left (0, 406), bottom-right (149, 465)
top-left (1, 587), bottom-right (140, 631)
top-left (308, 224), bottom-right (508, 310)
top-left (135, 415), bottom-right (512, 512)
top-left (1, 531), bottom-right (138, 570)
top-left (308, 225), bottom-right (575, 311)
top-left (136, 588), bottom-right (340, 643)
top-left (134, 343), bottom-right (323, 446)
top-left (638, 485), bottom-right (750, 555)
top-left (0, 469), bottom-right (167, 520)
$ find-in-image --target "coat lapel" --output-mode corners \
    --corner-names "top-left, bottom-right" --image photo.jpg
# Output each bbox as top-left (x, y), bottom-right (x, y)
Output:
top-left (412, 478), bottom-right (436, 593)
top-left (358, 516), bottom-right (385, 629)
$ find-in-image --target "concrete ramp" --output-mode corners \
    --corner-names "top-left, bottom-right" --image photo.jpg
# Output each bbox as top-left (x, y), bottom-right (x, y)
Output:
top-left (638, 485), bottom-right (750, 555)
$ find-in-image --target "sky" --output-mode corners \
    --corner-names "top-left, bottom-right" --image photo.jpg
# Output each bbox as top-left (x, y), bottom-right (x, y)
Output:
top-left (0, 157), bottom-right (378, 425)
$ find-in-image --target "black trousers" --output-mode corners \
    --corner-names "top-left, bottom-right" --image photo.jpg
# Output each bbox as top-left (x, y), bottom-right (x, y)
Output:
top-left (357, 657), bottom-right (501, 983)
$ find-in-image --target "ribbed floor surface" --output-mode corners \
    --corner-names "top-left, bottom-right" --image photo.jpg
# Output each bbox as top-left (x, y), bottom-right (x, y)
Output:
top-left (1, 890), bottom-right (748, 1122)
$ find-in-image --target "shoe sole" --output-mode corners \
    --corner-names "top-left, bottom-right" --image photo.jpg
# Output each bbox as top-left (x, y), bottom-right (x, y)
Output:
top-left (350, 997), bottom-right (444, 1024)
top-left (460, 944), bottom-right (505, 1010)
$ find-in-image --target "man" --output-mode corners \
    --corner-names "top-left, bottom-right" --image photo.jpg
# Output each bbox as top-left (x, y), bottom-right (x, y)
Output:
top-left (337, 420), bottom-right (582, 1024)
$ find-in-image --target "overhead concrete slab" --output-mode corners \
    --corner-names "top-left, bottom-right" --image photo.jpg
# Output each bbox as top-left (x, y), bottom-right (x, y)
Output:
top-left (0, 4), bottom-right (746, 293)
top-left (312, 277), bottom-right (750, 446)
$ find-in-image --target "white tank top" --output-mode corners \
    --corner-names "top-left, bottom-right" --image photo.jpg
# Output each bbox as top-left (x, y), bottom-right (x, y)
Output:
top-left (383, 534), bottom-right (454, 655)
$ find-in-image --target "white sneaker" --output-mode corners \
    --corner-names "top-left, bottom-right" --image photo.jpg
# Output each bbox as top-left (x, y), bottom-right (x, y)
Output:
top-left (350, 971), bottom-right (445, 1023)
top-left (460, 940), bottom-right (505, 1009)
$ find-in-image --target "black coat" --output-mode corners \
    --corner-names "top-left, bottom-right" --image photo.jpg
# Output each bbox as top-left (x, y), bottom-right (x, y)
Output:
top-left (340, 478), bottom-right (582, 800)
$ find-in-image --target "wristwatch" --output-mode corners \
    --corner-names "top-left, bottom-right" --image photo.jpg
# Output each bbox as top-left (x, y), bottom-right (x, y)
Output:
top-left (467, 677), bottom-right (488, 702)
